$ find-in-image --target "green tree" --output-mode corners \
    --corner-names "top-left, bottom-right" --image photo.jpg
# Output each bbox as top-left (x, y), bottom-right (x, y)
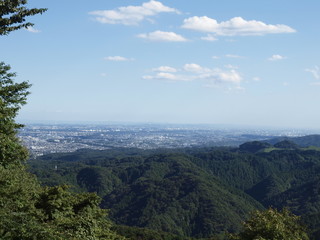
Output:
top-left (35, 185), bottom-right (125, 239)
top-left (0, 0), bottom-right (47, 35)
top-left (0, 62), bottom-right (31, 166)
top-left (0, 0), bottom-right (45, 166)
top-left (229, 208), bottom-right (309, 240)
top-left (0, 166), bottom-right (125, 239)
top-left (0, 1), bottom-right (126, 239)
top-left (0, 164), bottom-right (45, 239)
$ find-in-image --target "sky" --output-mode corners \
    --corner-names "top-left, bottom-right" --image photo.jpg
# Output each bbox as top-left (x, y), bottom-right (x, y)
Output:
top-left (1, 0), bottom-right (320, 129)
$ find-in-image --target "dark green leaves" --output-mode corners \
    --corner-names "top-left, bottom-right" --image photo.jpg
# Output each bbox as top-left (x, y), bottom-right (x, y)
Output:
top-left (0, 166), bottom-right (126, 239)
top-left (0, 62), bottom-right (30, 166)
top-left (0, 0), bottom-right (47, 35)
top-left (229, 208), bottom-right (309, 240)
top-left (0, 3), bottom-right (125, 239)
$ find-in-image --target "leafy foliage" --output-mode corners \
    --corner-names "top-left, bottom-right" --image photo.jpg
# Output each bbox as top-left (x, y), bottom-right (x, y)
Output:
top-left (0, 165), bottom-right (44, 239)
top-left (0, 166), bottom-right (125, 239)
top-left (113, 225), bottom-right (197, 240)
top-left (0, 62), bottom-right (30, 166)
top-left (35, 185), bottom-right (125, 240)
top-left (0, 0), bottom-right (47, 35)
top-left (0, 2), bottom-right (125, 238)
top-left (229, 208), bottom-right (309, 240)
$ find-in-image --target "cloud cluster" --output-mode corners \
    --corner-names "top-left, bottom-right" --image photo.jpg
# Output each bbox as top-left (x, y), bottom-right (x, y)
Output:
top-left (306, 66), bottom-right (320, 80)
top-left (26, 26), bottom-right (40, 33)
top-left (137, 31), bottom-right (187, 42)
top-left (182, 16), bottom-right (296, 36)
top-left (143, 63), bottom-right (243, 88)
top-left (152, 66), bottom-right (177, 72)
top-left (89, 0), bottom-right (179, 25)
top-left (268, 54), bottom-right (286, 61)
top-left (90, 2), bottom-right (296, 43)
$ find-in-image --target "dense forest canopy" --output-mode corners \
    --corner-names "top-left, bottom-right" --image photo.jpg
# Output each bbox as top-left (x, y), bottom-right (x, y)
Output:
top-left (29, 139), bottom-right (320, 239)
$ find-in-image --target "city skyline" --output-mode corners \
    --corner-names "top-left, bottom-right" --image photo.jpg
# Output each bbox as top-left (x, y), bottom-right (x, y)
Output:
top-left (1, 1), bottom-right (320, 129)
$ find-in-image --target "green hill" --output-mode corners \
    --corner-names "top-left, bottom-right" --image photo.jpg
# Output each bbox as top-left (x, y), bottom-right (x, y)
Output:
top-left (239, 141), bottom-right (272, 153)
top-left (101, 154), bottom-right (262, 238)
top-left (274, 140), bottom-right (299, 149)
top-left (267, 134), bottom-right (320, 147)
top-left (28, 142), bottom-right (320, 239)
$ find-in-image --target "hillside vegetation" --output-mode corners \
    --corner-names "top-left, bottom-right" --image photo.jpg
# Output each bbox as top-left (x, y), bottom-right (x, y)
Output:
top-left (29, 137), bottom-right (320, 239)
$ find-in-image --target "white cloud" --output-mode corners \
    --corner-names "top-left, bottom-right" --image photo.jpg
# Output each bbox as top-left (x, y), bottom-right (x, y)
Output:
top-left (201, 34), bottom-right (218, 41)
top-left (104, 56), bottom-right (133, 61)
top-left (144, 63), bottom-right (243, 89)
top-left (182, 16), bottom-right (296, 36)
top-left (268, 54), bottom-right (286, 61)
top-left (143, 72), bottom-right (189, 81)
top-left (182, 16), bottom-right (218, 32)
top-left (253, 77), bottom-right (261, 82)
top-left (137, 31), bottom-right (187, 42)
top-left (213, 69), bottom-right (242, 84)
top-left (212, 56), bottom-right (220, 60)
top-left (26, 26), bottom-right (40, 33)
top-left (183, 63), bottom-right (210, 73)
top-left (154, 72), bottom-right (177, 80)
top-left (306, 66), bottom-right (320, 80)
top-left (89, 0), bottom-right (179, 25)
top-left (152, 66), bottom-right (177, 72)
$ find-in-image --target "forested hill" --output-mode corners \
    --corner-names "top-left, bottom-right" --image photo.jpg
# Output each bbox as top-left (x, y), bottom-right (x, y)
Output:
top-left (28, 139), bottom-right (320, 239)
top-left (266, 134), bottom-right (320, 147)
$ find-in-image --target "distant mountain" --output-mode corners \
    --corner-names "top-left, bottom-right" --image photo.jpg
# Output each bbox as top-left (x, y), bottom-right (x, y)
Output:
top-left (274, 140), bottom-right (299, 149)
top-left (267, 134), bottom-right (320, 147)
top-left (29, 142), bottom-right (320, 239)
top-left (239, 141), bottom-right (272, 153)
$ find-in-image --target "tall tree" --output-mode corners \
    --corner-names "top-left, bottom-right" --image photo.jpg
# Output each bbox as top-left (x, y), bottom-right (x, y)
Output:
top-left (0, 2), bottom-right (126, 239)
top-left (0, 0), bottom-right (47, 35)
top-left (0, 62), bottom-right (31, 166)
top-left (0, 0), bottom-right (46, 165)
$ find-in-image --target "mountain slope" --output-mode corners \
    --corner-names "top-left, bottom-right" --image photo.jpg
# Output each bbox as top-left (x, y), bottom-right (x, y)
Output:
top-left (29, 142), bottom-right (320, 239)
top-left (101, 154), bottom-right (262, 238)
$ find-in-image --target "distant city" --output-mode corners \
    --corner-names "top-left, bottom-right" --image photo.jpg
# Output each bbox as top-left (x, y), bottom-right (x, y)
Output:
top-left (18, 123), bottom-right (318, 157)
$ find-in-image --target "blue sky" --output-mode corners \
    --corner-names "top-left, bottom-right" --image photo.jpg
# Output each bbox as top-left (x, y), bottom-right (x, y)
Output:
top-left (1, 0), bottom-right (320, 129)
